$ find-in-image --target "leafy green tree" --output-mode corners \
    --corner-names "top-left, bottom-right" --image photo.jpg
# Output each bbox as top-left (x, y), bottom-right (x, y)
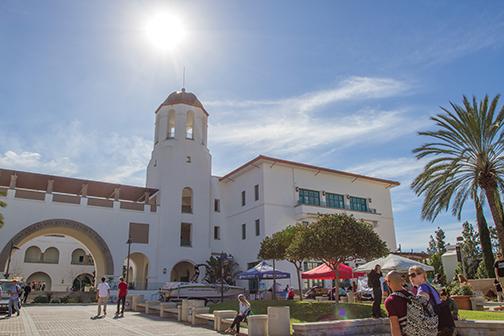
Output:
top-left (260, 224), bottom-right (309, 301)
top-left (283, 224), bottom-right (309, 301)
top-left (0, 190), bottom-right (6, 229)
top-left (300, 214), bottom-right (388, 302)
top-left (412, 95), bottom-right (504, 259)
top-left (460, 221), bottom-right (481, 279)
top-left (426, 227), bottom-right (447, 283)
top-left (258, 235), bottom-right (284, 299)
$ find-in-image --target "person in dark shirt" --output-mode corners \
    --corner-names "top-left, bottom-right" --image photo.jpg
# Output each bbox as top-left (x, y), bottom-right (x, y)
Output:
top-left (368, 264), bottom-right (383, 318)
top-left (384, 271), bottom-right (409, 336)
top-left (495, 252), bottom-right (504, 286)
top-left (116, 277), bottom-right (128, 317)
top-left (494, 279), bottom-right (504, 302)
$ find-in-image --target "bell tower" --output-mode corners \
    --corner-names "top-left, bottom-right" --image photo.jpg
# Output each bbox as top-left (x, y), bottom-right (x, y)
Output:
top-left (147, 88), bottom-right (211, 274)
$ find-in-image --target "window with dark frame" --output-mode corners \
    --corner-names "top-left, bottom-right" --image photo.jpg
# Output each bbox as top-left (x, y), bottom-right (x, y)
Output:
top-left (180, 222), bottom-right (192, 247)
top-left (254, 184), bottom-right (259, 201)
top-left (241, 223), bottom-right (246, 240)
top-left (214, 199), bottom-right (220, 212)
top-left (241, 190), bottom-right (246, 206)
top-left (214, 226), bottom-right (221, 240)
top-left (255, 219), bottom-right (260, 236)
top-left (298, 188), bottom-right (320, 206)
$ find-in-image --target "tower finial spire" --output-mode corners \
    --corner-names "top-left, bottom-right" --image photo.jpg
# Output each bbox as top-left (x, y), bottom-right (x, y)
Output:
top-left (182, 66), bottom-right (186, 91)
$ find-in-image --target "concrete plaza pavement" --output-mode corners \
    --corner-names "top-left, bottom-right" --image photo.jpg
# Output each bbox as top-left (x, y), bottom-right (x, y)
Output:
top-left (0, 305), bottom-right (218, 336)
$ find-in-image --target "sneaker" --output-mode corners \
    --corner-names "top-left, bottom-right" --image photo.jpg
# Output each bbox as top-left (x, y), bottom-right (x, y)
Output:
top-left (17, 311), bottom-right (20, 316)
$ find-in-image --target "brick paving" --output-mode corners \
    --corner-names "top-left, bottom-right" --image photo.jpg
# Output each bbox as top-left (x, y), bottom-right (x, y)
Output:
top-left (0, 305), bottom-right (218, 336)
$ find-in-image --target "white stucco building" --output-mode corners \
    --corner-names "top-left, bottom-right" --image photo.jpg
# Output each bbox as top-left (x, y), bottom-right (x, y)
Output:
top-left (0, 89), bottom-right (399, 291)
top-left (9, 235), bottom-right (95, 292)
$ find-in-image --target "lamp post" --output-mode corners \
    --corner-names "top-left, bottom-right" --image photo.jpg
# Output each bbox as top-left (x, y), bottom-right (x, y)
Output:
top-left (218, 252), bottom-right (233, 303)
top-left (126, 238), bottom-right (132, 287)
top-left (4, 242), bottom-right (19, 279)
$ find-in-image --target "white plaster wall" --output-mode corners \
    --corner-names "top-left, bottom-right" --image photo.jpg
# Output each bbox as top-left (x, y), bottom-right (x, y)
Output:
top-left (10, 236), bottom-right (94, 291)
top-left (0, 193), bottom-right (159, 287)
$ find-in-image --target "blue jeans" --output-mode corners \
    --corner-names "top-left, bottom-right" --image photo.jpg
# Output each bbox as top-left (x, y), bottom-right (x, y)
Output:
top-left (8, 297), bottom-right (20, 316)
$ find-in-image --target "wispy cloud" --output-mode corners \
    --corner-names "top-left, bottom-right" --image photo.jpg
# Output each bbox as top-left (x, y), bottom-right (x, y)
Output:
top-left (396, 221), bottom-right (466, 252)
top-left (348, 157), bottom-right (430, 212)
top-left (0, 150), bottom-right (78, 176)
top-left (0, 122), bottom-right (152, 186)
top-left (209, 77), bottom-right (417, 158)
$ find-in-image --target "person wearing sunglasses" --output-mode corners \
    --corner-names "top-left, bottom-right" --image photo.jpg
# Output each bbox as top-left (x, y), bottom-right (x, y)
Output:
top-left (409, 266), bottom-right (456, 336)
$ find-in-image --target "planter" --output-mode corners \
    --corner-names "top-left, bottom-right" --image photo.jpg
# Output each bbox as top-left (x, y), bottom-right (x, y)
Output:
top-left (452, 295), bottom-right (472, 310)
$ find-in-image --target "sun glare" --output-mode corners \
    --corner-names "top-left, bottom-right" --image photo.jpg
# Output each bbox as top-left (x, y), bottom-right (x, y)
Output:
top-left (144, 11), bottom-right (187, 51)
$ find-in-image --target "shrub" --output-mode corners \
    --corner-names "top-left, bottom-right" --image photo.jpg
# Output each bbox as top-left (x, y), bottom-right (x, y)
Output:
top-left (33, 295), bottom-right (49, 303)
top-left (50, 298), bottom-right (61, 304)
top-left (67, 296), bottom-right (81, 304)
top-left (448, 283), bottom-right (474, 296)
top-left (59, 296), bottom-right (69, 304)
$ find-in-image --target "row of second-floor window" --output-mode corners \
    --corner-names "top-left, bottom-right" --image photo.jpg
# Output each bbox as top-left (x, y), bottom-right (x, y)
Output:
top-left (241, 184), bottom-right (260, 207)
top-left (241, 219), bottom-right (261, 240)
top-left (298, 188), bottom-right (369, 212)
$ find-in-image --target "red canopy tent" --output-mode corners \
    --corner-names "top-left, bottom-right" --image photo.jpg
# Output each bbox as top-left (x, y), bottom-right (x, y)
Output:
top-left (301, 263), bottom-right (365, 280)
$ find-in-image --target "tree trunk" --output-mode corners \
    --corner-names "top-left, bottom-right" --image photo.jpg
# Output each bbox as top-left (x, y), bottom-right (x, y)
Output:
top-left (483, 185), bottom-right (504, 253)
top-left (333, 262), bottom-right (340, 304)
top-left (475, 196), bottom-right (495, 277)
top-left (295, 263), bottom-right (303, 301)
top-left (272, 259), bottom-right (277, 300)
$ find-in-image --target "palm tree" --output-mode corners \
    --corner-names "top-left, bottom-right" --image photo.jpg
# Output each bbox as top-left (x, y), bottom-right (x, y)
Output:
top-left (412, 95), bottom-right (504, 262)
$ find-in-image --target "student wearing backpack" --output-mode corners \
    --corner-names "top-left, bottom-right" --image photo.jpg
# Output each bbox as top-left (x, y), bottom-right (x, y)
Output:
top-left (384, 271), bottom-right (410, 336)
top-left (409, 266), bottom-right (456, 336)
top-left (385, 270), bottom-right (438, 336)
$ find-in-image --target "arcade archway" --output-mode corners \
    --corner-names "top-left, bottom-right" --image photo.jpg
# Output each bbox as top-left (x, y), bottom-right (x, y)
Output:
top-left (26, 271), bottom-right (52, 291)
top-left (0, 219), bottom-right (114, 283)
top-left (171, 261), bottom-right (194, 282)
top-left (123, 252), bottom-right (149, 289)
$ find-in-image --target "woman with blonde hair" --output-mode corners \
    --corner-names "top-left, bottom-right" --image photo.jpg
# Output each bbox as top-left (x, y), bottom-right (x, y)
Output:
top-left (408, 266), bottom-right (455, 336)
top-left (225, 294), bottom-right (251, 335)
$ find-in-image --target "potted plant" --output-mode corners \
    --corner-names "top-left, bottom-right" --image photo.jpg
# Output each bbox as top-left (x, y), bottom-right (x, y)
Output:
top-left (450, 284), bottom-right (473, 310)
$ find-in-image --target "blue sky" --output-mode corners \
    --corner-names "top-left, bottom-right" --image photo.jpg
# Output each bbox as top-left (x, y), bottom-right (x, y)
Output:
top-left (1, 1), bottom-right (504, 251)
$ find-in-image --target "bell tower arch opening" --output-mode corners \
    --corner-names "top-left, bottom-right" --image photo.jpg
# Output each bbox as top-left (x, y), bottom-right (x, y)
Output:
top-left (0, 219), bottom-right (114, 283)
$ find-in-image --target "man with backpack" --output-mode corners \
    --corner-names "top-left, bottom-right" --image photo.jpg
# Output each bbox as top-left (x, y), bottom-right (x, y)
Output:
top-left (385, 270), bottom-right (439, 336)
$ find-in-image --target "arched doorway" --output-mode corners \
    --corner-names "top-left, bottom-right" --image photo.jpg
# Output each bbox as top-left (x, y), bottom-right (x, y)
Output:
top-left (171, 261), bottom-right (194, 282)
top-left (26, 271), bottom-right (52, 291)
top-left (123, 252), bottom-right (149, 289)
top-left (72, 273), bottom-right (94, 291)
top-left (0, 219), bottom-right (114, 284)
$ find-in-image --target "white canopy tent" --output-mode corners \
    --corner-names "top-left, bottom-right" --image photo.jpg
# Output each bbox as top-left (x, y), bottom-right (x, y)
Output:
top-left (356, 254), bottom-right (434, 273)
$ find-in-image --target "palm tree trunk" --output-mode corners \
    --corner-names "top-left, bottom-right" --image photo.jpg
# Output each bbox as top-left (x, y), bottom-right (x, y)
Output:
top-left (483, 185), bottom-right (504, 253)
top-left (475, 196), bottom-right (495, 277)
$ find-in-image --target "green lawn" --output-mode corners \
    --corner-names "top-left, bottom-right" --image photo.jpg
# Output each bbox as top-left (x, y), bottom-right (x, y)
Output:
top-left (459, 310), bottom-right (504, 321)
top-left (209, 300), bottom-right (504, 324)
top-left (209, 300), bottom-right (385, 323)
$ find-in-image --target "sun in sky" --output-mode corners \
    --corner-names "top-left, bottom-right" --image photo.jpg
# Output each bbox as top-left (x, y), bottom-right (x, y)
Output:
top-left (144, 11), bottom-right (187, 52)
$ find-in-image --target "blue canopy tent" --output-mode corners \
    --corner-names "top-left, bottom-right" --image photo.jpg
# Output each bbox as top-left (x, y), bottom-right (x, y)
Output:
top-left (237, 261), bottom-right (290, 299)
top-left (237, 261), bottom-right (291, 280)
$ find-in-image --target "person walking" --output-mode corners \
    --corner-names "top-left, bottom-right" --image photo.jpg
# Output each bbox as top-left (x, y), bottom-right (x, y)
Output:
top-left (95, 277), bottom-right (110, 318)
top-left (495, 252), bottom-right (504, 286)
top-left (224, 294), bottom-right (251, 335)
top-left (494, 279), bottom-right (504, 302)
top-left (7, 281), bottom-right (21, 318)
top-left (22, 283), bottom-right (31, 304)
top-left (409, 266), bottom-right (456, 336)
top-left (368, 264), bottom-right (383, 318)
top-left (384, 271), bottom-right (410, 336)
top-left (115, 277), bottom-right (128, 317)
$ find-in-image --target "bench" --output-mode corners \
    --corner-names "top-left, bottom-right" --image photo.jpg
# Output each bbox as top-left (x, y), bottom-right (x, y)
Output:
top-left (160, 302), bottom-right (180, 319)
top-left (191, 307), bottom-right (213, 326)
top-left (135, 303), bottom-right (146, 312)
top-left (213, 310), bottom-right (238, 332)
top-left (145, 301), bottom-right (161, 314)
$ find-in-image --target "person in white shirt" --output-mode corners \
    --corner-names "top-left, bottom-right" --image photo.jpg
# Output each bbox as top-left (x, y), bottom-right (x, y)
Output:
top-left (225, 294), bottom-right (251, 335)
top-left (95, 277), bottom-right (110, 318)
